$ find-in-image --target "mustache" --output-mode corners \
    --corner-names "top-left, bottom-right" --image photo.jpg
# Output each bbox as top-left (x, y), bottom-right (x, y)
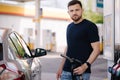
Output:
top-left (73, 14), bottom-right (78, 16)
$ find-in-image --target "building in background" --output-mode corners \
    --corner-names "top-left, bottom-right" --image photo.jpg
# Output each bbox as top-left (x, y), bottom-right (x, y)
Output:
top-left (0, 2), bottom-right (70, 52)
top-left (0, 0), bottom-right (103, 53)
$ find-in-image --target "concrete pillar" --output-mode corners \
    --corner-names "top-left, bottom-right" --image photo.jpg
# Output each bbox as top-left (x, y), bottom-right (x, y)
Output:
top-left (35, 0), bottom-right (40, 48)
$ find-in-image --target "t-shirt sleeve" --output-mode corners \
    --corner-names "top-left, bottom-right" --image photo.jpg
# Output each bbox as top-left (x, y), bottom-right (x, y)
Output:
top-left (87, 23), bottom-right (99, 43)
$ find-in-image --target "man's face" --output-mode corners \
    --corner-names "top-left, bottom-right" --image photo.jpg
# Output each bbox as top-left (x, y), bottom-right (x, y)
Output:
top-left (68, 4), bottom-right (83, 22)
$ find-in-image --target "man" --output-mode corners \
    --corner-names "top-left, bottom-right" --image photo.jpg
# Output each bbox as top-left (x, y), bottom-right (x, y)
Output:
top-left (56, 0), bottom-right (100, 80)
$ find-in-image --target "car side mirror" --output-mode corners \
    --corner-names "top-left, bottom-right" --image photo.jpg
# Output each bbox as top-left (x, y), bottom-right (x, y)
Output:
top-left (34, 48), bottom-right (47, 57)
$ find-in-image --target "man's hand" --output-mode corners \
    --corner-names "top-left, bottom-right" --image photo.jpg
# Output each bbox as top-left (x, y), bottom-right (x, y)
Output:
top-left (73, 63), bottom-right (88, 75)
top-left (56, 68), bottom-right (62, 80)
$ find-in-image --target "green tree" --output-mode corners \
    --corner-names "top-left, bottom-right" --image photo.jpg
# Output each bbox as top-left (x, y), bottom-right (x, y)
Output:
top-left (79, 0), bottom-right (103, 23)
top-left (83, 10), bottom-right (103, 23)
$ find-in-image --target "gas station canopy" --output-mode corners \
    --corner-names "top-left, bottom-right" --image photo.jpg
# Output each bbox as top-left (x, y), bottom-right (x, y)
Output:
top-left (4, 0), bottom-right (33, 2)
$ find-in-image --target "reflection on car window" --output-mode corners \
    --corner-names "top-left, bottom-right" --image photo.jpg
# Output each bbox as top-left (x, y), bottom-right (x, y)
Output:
top-left (15, 34), bottom-right (31, 57)
top-left (0, 43), bottom-right (3, 60)
top-left (8, 32), bottom-right (31, 59)
top-left (8, 36), bottom-right (24, 58)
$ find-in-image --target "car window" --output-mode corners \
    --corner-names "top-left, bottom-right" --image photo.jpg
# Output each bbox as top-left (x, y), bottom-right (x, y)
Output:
top-left (0, 43), bottom-right (3, 60)
top-left (8, 32), bottom-right (32, 59)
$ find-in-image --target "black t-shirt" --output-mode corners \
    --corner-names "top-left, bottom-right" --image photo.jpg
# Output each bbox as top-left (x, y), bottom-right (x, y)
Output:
top-left (63, 19), bottom-right (99, 73)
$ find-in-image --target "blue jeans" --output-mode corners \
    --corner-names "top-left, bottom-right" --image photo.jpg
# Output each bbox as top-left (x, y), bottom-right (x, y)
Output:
top-left (61, 71), bottom-right (90, 80)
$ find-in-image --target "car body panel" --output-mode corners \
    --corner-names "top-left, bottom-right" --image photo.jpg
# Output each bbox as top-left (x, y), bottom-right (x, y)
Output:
top-left (0, 27), bottom-right (47, 80)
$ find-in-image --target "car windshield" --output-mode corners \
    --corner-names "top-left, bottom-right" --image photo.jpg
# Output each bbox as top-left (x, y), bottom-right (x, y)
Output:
top-left (8, 32), bottom-right (32, 59)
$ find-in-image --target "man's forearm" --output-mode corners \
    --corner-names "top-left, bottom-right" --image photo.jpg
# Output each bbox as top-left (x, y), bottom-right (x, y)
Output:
top-left (59, 47), bottom-right (67, 69)
top-left (87, 42), bottom-right (100, 64)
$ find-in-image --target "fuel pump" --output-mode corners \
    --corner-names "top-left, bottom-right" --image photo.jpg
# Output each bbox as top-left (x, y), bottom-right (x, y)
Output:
top-left (61, 54), bottom-right (83, 80)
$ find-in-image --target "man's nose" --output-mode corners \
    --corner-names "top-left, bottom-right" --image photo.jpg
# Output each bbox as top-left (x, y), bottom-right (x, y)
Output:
top-left (72, 11), bottom-right (77, 15)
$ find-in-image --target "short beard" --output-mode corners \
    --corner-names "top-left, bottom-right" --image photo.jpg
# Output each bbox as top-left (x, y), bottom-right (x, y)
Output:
top-left (72, 16), bottom-right (82, 22)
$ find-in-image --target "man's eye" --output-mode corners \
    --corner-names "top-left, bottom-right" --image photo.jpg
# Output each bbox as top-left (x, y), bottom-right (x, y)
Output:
top-left (70, 10), bottom-right (73, 12)
top-left (76, 9), bottom-right (79, 11)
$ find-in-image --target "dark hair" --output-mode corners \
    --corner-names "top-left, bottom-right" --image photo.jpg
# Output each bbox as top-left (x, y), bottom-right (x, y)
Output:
top-left (68, 0), bottom-right (82, 8)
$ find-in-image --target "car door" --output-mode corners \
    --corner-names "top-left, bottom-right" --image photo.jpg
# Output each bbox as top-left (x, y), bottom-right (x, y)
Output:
top-left (0, 28), bottom-right (25, 80)
top-left (8, 31), bottom-right (46, 80)
top-left (8, 31), bottom-right (33, 80)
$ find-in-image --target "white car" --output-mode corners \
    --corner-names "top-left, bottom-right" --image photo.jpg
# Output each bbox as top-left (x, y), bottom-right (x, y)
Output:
top-left (0, 27), bottom-right (47, 80)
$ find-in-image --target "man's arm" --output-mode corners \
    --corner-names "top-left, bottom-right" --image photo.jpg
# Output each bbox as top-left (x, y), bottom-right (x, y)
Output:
top-left (87, 41), bottom-right (100, 64)
top-left (56, 47), bottom-right (67, 80)
top-left (73, 41), bottom-right (100, 74)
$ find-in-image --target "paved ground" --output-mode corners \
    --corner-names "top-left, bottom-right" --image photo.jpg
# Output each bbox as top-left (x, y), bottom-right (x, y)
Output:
top-left (39, 52), bottom-right (108, 80)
